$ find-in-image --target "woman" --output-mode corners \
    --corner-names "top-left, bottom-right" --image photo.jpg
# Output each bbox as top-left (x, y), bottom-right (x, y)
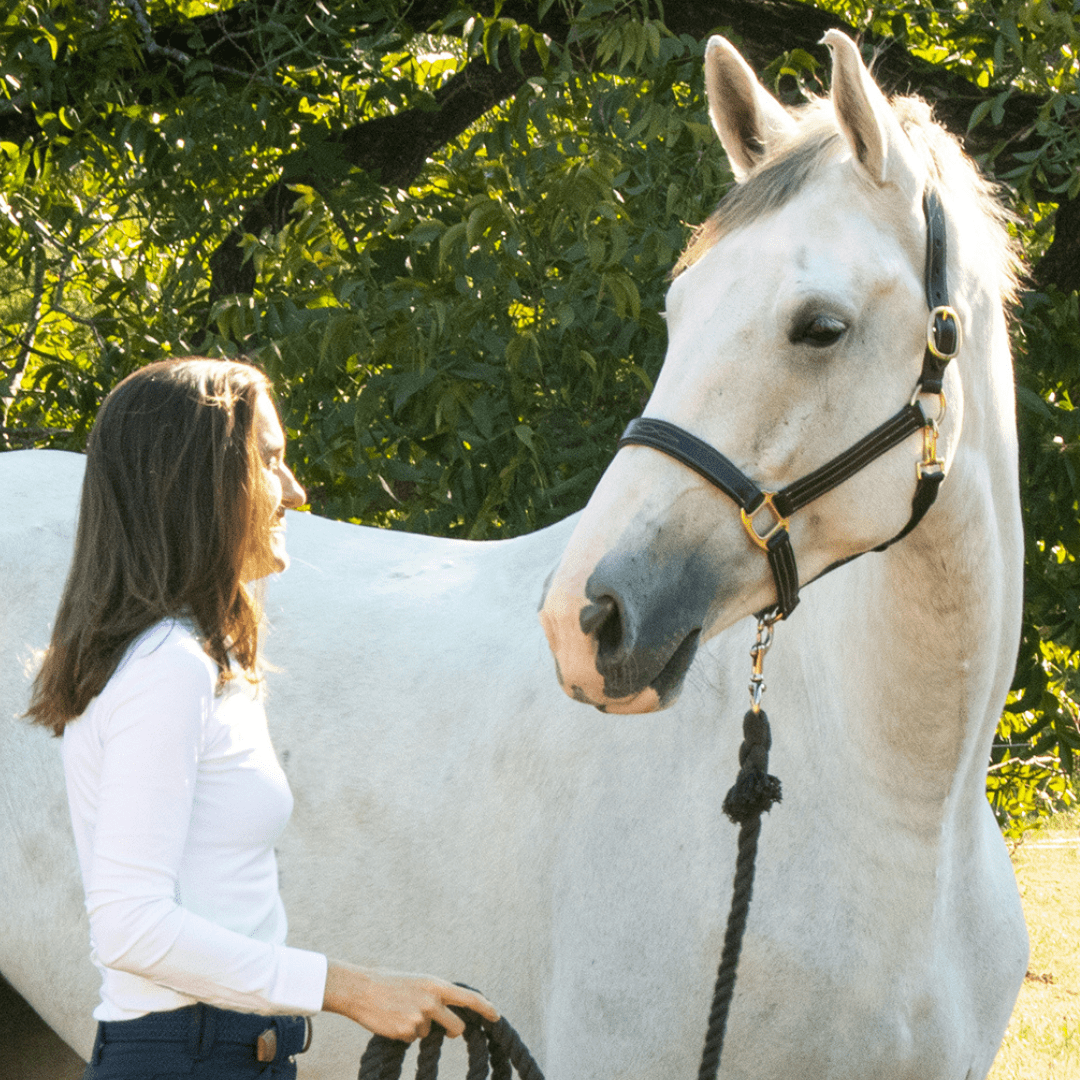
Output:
top-left (27, 358), bottom-right (497, 1078)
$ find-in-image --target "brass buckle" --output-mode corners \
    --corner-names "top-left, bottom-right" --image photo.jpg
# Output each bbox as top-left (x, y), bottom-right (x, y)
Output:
top-left (740, 493), bottom-right (788, 551)
top-left (926, 305), bottom-right (962, 361)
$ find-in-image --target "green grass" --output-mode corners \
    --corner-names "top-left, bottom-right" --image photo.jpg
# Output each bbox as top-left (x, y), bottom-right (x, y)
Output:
top-left (989, 809), bottom-right (1080, 1079)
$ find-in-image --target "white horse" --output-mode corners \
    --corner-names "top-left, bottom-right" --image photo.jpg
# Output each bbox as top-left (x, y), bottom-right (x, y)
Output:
top-left (0, 32), bottom-right (1025, 1080)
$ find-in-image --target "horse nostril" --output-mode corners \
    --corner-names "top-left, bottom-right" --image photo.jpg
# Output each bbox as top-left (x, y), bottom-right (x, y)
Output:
top-left (579, 595), bottom-right (624, 657)
top-left (580, 595), bottom-right (616, 636)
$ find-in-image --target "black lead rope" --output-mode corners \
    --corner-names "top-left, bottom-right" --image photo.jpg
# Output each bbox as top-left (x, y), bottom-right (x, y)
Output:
top-left (356, 619), bottom-right (783, 1080)
top-left (356, 616), bottom-right (783, 1080)
top-left (698, 615), bottom-right (782, 1080)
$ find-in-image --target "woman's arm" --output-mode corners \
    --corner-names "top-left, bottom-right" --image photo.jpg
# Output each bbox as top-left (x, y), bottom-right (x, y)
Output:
top-left (73, 632), bottom-right (500, 1032)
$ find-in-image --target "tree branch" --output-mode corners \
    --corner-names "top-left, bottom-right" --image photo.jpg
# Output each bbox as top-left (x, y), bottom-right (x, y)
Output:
top-left (13, 0), bottom-right (1049, 299)
top-left (0, 426), bottom-right (76, 442)
top-left (1033, 195), bottom-right (1080, 296)
top-left (330, 51), bottom-right (545, 188)
top-left (1, 249), bottom-right (46, 449)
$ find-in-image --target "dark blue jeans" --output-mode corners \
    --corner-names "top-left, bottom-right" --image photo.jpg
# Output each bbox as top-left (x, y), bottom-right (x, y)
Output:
top-left (82, 1003), bottom-right (310, 1079)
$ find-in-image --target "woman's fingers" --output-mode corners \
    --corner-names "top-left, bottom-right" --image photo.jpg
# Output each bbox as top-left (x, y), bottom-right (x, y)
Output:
top-left (434, 1005), bottom-right (466, 1039)
top-left (442, 983), bottom-right (500, 1026)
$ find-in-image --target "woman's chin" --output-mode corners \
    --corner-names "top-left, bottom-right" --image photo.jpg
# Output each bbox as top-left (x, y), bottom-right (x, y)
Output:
top-left (244, 544), bottom-right (289, 582)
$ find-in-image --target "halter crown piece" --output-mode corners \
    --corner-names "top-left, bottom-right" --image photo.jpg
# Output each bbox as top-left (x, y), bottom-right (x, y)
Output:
top-left (618, 189), bottom-right (961, 620)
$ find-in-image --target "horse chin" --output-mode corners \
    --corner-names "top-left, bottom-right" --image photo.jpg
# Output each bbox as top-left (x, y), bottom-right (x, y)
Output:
top-left (598, 686), bottom-right (663, 714)
top-left (556, 627), bottom-right (700, 714)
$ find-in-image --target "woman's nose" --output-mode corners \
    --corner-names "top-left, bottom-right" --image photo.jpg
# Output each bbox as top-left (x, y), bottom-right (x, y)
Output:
top-left (280, 465), bottom-right (306, 508)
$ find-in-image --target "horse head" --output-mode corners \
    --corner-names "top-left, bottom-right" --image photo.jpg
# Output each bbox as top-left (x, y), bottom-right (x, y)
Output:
top-left (540, 31), bottom-right (978, 714)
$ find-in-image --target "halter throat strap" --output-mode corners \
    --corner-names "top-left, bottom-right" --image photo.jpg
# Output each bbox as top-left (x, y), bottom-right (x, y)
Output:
top-left (617, 189), bottom-right (958, 620)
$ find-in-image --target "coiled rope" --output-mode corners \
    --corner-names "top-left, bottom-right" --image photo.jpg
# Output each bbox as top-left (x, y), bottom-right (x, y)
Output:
top-left (358, 616), bottom-right (782, 1080)
top-left (358, 1003), bottom-right (544, 1080)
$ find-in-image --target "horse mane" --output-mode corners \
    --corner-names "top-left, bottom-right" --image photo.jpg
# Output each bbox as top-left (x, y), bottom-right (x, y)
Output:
top-left (675, 95), bottom-right (1020, 305)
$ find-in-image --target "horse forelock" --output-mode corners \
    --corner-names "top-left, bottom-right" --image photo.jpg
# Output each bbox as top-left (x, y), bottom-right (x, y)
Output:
top-left (674, 108), bottom-right (841, 277)
top-left (676, 95), bottom-right (1019, 304)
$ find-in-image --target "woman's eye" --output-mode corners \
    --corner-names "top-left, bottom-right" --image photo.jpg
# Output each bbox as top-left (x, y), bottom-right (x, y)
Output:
top-left (793, 314), bottom-right (847, 347)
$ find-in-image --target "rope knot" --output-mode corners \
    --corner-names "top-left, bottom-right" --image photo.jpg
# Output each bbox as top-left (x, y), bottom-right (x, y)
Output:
top-left (722, 709), bottom-right (782, 824)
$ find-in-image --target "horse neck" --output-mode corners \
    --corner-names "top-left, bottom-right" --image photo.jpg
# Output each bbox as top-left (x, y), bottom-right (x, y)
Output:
top-left (802, 308), bottom-right (1022, 822)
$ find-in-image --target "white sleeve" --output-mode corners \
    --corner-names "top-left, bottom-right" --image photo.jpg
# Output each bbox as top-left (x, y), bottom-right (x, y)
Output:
top-left (84, 645), bottom-right (327, 1016)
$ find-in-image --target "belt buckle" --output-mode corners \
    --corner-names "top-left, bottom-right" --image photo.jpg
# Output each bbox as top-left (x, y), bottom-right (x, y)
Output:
top-left (256, 1027), bottom-right (277, 1063)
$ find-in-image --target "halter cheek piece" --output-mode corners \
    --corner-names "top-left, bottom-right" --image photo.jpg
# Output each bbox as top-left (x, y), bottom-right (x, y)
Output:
top-left (618, 190), bottom-right (961, 620)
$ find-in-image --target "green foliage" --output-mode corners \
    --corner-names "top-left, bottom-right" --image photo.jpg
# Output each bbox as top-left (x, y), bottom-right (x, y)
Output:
top-left (210, 37), bottom-right (727, 537)
top-left (992, 286), bottom-right (1080, 832)
top-left (2, 0), bottom-right (1080, 830)
top-left (0, 0), bottom-right (725, 538)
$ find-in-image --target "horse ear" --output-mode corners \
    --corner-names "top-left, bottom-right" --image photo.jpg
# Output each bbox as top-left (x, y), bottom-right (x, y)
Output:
top-left (705, 35), bottom-right (796, 181)
top-left (823, 30), bottom-right (919, 197)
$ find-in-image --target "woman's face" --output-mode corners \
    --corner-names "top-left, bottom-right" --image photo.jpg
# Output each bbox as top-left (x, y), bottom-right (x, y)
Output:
top-left (249, 391), bottom-right (306, 578)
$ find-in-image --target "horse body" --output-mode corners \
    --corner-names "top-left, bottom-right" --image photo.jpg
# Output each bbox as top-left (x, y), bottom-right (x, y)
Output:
top-left (1, 32), bottom-right (1026, 1080)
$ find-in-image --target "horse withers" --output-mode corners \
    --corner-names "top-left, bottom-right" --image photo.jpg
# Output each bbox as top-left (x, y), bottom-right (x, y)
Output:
top-left (1, 32), bottom-right (1025, 1080)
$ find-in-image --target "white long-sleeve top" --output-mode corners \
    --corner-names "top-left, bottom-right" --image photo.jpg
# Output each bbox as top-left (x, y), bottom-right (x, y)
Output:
top-left (63, 619), bottom-right (328, 1021)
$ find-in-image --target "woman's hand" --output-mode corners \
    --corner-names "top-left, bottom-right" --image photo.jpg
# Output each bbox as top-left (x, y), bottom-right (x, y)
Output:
top-left (322, 961), bottom-right (500, 1042)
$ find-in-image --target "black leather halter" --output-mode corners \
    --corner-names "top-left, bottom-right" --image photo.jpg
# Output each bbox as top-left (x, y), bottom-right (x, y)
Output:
top-left (618, 189), bottom-right (961, 620)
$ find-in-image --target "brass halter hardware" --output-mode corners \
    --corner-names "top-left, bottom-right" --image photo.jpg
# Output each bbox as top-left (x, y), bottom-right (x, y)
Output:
top-left (740, 493), bottom-right (789, 551)
top-left (926, 305), bottom-right (962, 362)
top-left (748, 612), bottom-right (777, 713)
top-left (617, 188), bottom-right (959, 621)
top-left (912, 391), bottom-right (947, 480)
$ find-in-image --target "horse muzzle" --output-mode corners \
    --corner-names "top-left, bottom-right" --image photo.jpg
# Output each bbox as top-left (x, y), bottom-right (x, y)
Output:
top-left (540, 540), bottom-right (723, 713)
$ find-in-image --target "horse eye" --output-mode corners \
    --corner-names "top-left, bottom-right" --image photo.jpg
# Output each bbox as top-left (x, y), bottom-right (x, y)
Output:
top-left (793, 314), bottom-right (847, 347)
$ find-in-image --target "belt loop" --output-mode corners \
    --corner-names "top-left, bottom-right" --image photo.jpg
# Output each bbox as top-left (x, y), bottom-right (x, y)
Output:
top-left (90, 1022), bottom-right (106, 1066)
top-left (198, 1002), bottom-right (217, 1060)
top-left (187, 1003), bottom-right (205, 1060)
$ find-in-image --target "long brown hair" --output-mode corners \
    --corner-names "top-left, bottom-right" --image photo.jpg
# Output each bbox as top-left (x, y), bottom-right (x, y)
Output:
top-left (27, 357), bottom-right (274, 735)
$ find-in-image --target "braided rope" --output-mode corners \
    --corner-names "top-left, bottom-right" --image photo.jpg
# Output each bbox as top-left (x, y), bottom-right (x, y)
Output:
top-left (697, 708), bottom-right (782, 1080)
top-left (359, 1007), bottom-right (545, 1080)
